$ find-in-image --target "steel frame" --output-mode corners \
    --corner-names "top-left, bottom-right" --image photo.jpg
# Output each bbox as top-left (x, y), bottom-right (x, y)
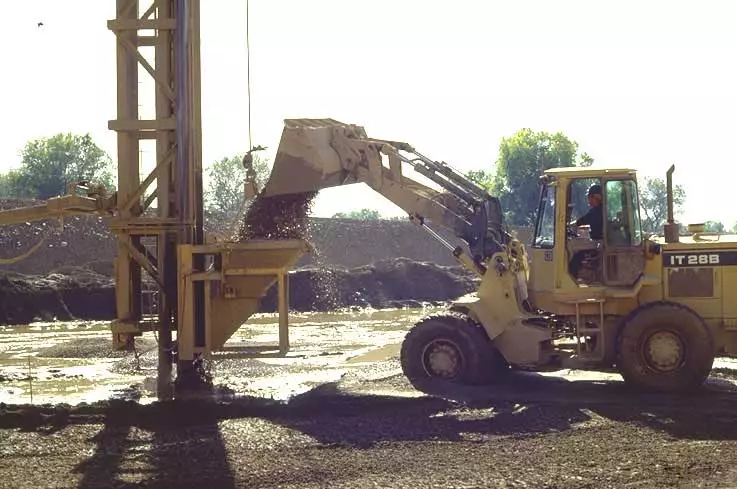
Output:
top-left (108, 0), bottom-right (203, 400)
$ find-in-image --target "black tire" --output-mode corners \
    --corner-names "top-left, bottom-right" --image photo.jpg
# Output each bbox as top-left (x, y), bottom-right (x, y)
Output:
top-left (617, 301), bottom-right (714, 393)
top-left (400, 313), bottom-right (506, 385)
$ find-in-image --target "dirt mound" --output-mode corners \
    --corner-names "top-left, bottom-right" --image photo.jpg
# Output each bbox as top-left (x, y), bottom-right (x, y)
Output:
top-left (262, 257), bottom-right (478, 312)
top-left (0, 258), bottom-right (477, 325)
top-left (0, 270), bottom-right (133, 325)
top-left (0, 198), bottom-right (500, 274)
top-left (0, 197), bottom-right (533, 275)
top-left (0, 198), bottom-right (117, 275)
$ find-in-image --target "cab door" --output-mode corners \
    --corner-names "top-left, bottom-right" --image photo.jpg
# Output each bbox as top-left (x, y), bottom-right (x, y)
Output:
top-left (602, 179), bottom-right (645, 286)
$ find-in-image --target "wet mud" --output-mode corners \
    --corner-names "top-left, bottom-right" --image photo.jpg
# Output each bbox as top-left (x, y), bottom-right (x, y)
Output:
top-left (4, 309), bottom-right (737, 488)
top-left (4, 359), bottom-right (737, 487)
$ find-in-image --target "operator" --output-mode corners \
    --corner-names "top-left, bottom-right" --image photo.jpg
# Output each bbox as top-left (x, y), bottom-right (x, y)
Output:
top-left (568, 184), bottom-right (603, 279)
top-left (574, 184), bottom-right (603, 239)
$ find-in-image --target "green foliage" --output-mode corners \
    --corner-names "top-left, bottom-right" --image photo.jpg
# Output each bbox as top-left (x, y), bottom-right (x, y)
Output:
top-left (638, 176), bottom-right (686, 235)
top-left (578, 152), bottom-right (595, 167)
top-left (8, 133), bottom-right (115, 199)
top-left (464, 170), bottom-right (494, 191)
top-left (204, 153), bottom-right (271, 222)
top-left (332, 208), bottom-right (381, 219)
top-left (704, 220), bottom-right (725, 233)
top-left (0, 171), bottom-right (21, 198)
top-left (489, 128), bottom-right (593, 226)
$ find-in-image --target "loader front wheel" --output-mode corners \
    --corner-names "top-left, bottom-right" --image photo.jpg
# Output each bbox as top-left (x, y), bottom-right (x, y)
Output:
top-left (617, 302), bottom-right (714, 393)
top-left (400, 313), bottom-right (504, 386)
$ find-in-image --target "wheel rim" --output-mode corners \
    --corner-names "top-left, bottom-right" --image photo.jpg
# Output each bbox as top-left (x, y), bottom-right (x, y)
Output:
top-left (642, 329), bottom-right (685, 373)
top-left (421, 339), bottom-right (463, 379)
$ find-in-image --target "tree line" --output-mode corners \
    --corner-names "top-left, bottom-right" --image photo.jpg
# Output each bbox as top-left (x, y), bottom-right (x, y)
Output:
top-left (0, 130), bottom-right (728, 236)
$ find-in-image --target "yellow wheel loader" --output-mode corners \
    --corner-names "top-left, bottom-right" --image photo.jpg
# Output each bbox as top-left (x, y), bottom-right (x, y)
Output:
top-left (260, 118), bottom-right (730, 393)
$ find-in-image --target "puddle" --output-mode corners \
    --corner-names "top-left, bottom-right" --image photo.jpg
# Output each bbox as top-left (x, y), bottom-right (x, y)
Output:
top-left (4, 306), bottom-right (735, 406)
top-left (0, 307), bottom-right (440, 406)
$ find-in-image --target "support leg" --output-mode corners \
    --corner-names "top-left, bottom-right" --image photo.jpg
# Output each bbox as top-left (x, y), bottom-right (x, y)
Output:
top-left (278, 272), bottom-right (290, 355)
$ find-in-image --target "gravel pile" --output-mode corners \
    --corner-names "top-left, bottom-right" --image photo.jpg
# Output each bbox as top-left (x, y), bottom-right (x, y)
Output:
top-left (237, 191), bottom-right (318, 241)
top-left (0, 198), bottom-right (530, 275)
top-left (0, 269), bottom-right (153, 325)
top-left (0, 258), bottom-right (477, 325)
top-left (0, 198), bottom-right (116, 276)
top-left (260, 257), bottom-right (478, 312)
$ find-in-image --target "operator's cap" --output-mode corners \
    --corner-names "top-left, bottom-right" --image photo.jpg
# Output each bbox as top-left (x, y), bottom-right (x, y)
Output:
top-left (588, 184), bottom-right (602, 196)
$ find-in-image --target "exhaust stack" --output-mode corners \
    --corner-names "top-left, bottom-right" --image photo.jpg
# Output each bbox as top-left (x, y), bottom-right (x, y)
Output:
top-left (663, 164), bottom-right (679, 243)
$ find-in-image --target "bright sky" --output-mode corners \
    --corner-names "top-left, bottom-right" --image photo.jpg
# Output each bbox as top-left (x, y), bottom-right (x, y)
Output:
top-left (2, 1), bottom-right (736, 224)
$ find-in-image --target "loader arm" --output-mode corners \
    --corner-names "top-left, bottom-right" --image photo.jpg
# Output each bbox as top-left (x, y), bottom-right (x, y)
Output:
top-left (262, 119), bottom-right (512, 274)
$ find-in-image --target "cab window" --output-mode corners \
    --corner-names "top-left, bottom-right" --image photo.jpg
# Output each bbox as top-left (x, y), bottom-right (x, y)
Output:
top-left (604, 179), bottom-right (642, 246)
top-left (568, 178), bottom-right (600, 224)
top-left (533, 184), bottom-right (555, 248)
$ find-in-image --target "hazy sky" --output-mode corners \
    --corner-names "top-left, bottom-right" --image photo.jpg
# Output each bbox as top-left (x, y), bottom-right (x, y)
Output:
top-left (2, 1), bottom-right (736, 225)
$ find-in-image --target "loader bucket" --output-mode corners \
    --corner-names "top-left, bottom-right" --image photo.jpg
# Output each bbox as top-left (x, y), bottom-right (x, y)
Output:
top-left (261, 118), bottom-right (369, 197)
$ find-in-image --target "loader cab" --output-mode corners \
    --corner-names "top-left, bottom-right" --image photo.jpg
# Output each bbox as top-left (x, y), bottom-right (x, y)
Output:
top-left (531, 169), bottom-right (645, 291)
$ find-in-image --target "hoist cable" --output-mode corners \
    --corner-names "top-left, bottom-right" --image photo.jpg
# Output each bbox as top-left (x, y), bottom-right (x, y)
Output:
top-left (246, 0), bottom-right (253, 151)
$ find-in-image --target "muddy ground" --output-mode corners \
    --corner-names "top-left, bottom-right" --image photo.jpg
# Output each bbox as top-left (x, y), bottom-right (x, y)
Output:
top-left (3, 312), bottom-right (737, 488)
top-left (3, 197), bottom-right (735, 488)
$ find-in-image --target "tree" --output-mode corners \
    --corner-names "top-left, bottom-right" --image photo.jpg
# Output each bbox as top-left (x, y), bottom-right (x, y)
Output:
top-left (11, 133), bottom-right (114, 199)
top-left (0, 171), bottom-right (21, 198)
top-left (332, 208), bottom-right (381, 220)
top-left (204, 152), bottom-right (271, 222)
top-left (638, 176), bottom-right (686, 235)
top-left (489, 128), bottom-right (593, 226)
top-left (704, 221), bottom-right (725, 233)
top-left (464, 170), bottom-right (494, 191)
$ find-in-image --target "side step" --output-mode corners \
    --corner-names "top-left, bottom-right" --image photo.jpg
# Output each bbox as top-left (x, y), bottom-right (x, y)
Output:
top-left (567, 297), bottom-right (606, 364)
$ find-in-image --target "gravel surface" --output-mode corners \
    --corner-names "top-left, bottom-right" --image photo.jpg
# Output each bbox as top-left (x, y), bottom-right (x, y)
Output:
top-left (2, 370), bottom-right (737, 489)
top-left (237, 191), bottom-right (318, 241)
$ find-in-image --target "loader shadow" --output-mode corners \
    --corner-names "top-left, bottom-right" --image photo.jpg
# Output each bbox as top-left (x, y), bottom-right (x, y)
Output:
top-left (268, 382), bottom-right (592, 448)
top-left (4, 371), bottom-right (737, 487)
top-left (261, 369), bottom-right (737, 448)
top-left (397, 369), bottom-right (737, 440)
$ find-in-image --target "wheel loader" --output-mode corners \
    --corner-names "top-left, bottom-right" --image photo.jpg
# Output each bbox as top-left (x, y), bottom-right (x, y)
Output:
top-left (259, 118), bottom-right (734, 393)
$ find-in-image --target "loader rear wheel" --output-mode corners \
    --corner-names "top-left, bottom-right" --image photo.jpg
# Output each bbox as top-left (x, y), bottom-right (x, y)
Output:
top-left (617, 302), bottom-right (714, 393)
top-left (400, 313), bottom-right (505, 386)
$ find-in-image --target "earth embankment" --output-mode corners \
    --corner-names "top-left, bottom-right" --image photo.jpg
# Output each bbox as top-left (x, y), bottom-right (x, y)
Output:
top-left (0, 198), bottom-right (531, 324)
top-left (0, 258), bottom-right (478, 324)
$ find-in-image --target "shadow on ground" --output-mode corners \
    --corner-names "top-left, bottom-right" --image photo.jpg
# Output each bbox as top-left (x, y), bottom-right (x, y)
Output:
top-left (2, 371), bottom-right (737, 487)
